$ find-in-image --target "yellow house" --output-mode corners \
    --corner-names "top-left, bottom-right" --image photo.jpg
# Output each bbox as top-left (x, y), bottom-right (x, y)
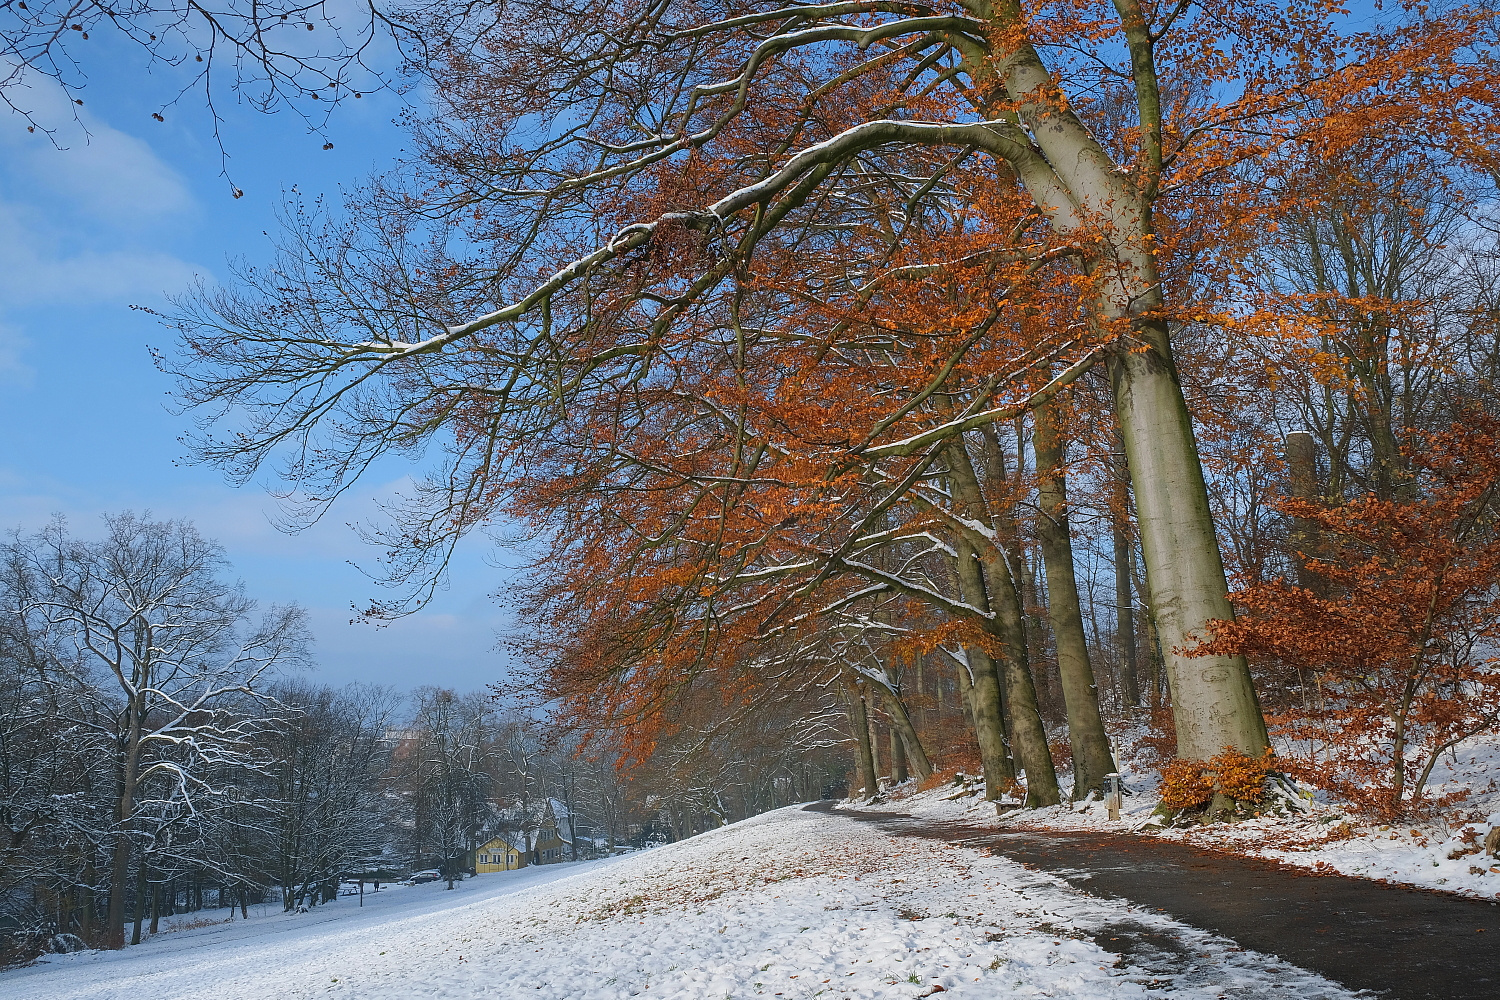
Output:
top-left (473, 799), bottom-right (577, 872)
top-left (473, 833), bottom-right (526, 873)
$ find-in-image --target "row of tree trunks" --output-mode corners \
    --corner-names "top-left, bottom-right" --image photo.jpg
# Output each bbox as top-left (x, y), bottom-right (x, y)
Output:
top-left (840, 413), bottom-right (1133, 805)
top-left (947, 440), bottom-right (1062, 806)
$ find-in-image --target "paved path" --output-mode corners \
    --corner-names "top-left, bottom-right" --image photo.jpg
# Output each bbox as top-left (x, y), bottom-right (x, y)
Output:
top-left (827, 804), bottom-right (1500, 999)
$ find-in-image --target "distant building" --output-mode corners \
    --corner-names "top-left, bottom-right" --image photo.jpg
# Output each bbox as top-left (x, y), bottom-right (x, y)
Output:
top-left (471, 798), bottom-right (577, 872)
top-left (532, 798), bottom-right (574, 864)
top-left (473, 832), bottom-right (527, 873)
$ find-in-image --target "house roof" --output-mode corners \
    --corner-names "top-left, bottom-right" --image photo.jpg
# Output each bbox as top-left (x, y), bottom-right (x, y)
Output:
top-left (477, 831), bottom-right (526, 853)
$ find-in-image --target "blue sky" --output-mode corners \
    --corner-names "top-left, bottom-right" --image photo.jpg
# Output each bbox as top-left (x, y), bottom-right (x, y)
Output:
top-left (0, 39), bottom-right (519, 694)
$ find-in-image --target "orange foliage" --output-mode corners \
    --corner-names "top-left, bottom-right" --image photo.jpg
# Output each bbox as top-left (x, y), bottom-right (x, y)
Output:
top-left (336, 0), bottom-right (1500, 781)
top-left (1159, 748), bottom-right (1274, 813)
top-left (1195, 417), bottom-right (1500, 817)
top-left (1209, 747), bottom-right (1275, 804)
top-left (1158, 758), bottom-right (1217, 812)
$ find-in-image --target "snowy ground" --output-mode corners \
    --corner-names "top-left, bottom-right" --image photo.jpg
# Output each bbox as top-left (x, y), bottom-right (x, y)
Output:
top-left (868, 723), bottom-right (1500, 902)
top-left (1, 805), bottom-right (1363, 999)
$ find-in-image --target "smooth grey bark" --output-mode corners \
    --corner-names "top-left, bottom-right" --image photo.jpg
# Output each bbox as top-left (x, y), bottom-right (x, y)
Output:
top-left (1130, 536), bottom-right (1167, 708)
top-left (915, 441), bottom-right (1017, 799)
top-left (946, 442), bottom-right (1061, 806)
top-left (1033, 398), bottom-right (1117, 800)
top-left (871, 679), bottom-right (934, 780)
top-left (979, 425), bottom-right (1059, 722)
top-left (951, 644), bottom-right (1016, 797)
top-left (1113, 520), bottom-right (1140, 707)
top-left (962, 2), bottom-right (1269, 761)
top-left (1109, 432), bottom-right (1141, 709)
top-left (1105, 340), bottom-right (1269, 759)
top-left (976, 543), bottom-right (1062, 807)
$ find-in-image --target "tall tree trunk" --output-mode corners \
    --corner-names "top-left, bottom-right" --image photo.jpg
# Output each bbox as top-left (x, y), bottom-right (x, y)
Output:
top-left (872, 682), bottom-right (934, 780)
top-left (967, 17), bottom-right (1268, 761)
top-left (1130, 534), bottom-right (1168, 708)
top-left (951, 647), bottom-right (1016, 796)
top-left (947, 441), bottom-right (1062, 806)
top-left (1110, 434), bottom-right (1141, 709)
top-left (889, 725), bottom-right (908, 783)
top-left (977, 543), bottom-right (1063, 807)
top-left (845, 680), bottom-right (876, 799)
top-left (105, 692), bottom-right (145, 950)
top-left (1286, 430), bottom-right (1322, 592)
top-left (1034, 397), bottom-right (1117, 800)
top-left (1106, 335), bottom-right (1269, 759)
top-left (80, 861), bottom-right (95, 946)
top-left (130, 857), bottom-right (148, 945)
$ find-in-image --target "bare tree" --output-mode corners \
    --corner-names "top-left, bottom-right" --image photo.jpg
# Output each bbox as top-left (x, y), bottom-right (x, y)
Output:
top-left (4, 514), bottom-right (308, 948)
top-left (397, 688), bottom-right (493, 888)
top-left (267, 682), bottom-right (399, 911)
top-left (0, 0), bottom-right (423, 162)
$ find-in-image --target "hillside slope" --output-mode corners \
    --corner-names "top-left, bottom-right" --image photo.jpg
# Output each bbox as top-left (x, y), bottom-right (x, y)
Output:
top-left (1, 805), bottom-right (1362, 999)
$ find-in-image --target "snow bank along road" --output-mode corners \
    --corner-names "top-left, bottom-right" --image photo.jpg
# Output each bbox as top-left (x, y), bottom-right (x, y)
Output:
top-left (3, 805), bottom-right (1366, 1000)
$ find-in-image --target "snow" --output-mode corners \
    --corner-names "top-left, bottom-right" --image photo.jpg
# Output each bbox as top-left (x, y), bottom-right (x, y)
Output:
top-left (1, 805), bottom-right (1360, 999)
top-left (869, 722), bottom-right (1500, 903)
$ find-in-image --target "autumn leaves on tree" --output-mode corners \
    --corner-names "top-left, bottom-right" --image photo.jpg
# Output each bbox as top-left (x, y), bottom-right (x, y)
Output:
top-left (162, 0), bottom-right (1500, 814)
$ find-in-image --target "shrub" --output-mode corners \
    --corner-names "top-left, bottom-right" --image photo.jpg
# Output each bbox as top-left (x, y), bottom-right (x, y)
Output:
top-left (1159, 757), bottom-right (1216, 811)
top-left (1190, 416), bottom-right (1500, 817)
top-left (1158, 747), bottom-right (1274, 814)
top-left (1208, 746), bottom-right (1273, 803)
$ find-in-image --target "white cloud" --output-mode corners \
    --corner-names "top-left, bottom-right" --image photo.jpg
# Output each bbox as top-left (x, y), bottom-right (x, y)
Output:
top-left (0, 70), bottom-right (207, 325)
top-left (0, 76), bottom-right (209, 375)
top-left (0, 201), bottom-right (207, 306)
top-left (0, 73), bottom-right (196, 225)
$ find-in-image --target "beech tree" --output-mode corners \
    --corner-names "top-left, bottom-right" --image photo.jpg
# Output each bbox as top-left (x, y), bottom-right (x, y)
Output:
top-left (163, 0), bottom-right (1500, 774)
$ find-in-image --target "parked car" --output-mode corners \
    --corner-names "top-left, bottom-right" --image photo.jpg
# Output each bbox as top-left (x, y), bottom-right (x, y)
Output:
top-left (407, 870), bottom-right (443, 884)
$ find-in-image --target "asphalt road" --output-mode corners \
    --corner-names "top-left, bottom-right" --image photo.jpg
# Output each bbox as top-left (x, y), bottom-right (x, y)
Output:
top-left (825, 804), bottom-right (1500, 1000)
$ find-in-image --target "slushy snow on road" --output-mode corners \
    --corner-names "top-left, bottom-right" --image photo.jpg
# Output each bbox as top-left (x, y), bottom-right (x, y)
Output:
top-left (2, 804), bottom-right (1362, 999)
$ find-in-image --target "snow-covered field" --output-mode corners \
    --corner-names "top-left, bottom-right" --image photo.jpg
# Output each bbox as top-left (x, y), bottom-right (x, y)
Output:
top-left (1, 805), bottom-right (1361, 999)
top-left (873, 724), bottom-right (1500, 901)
